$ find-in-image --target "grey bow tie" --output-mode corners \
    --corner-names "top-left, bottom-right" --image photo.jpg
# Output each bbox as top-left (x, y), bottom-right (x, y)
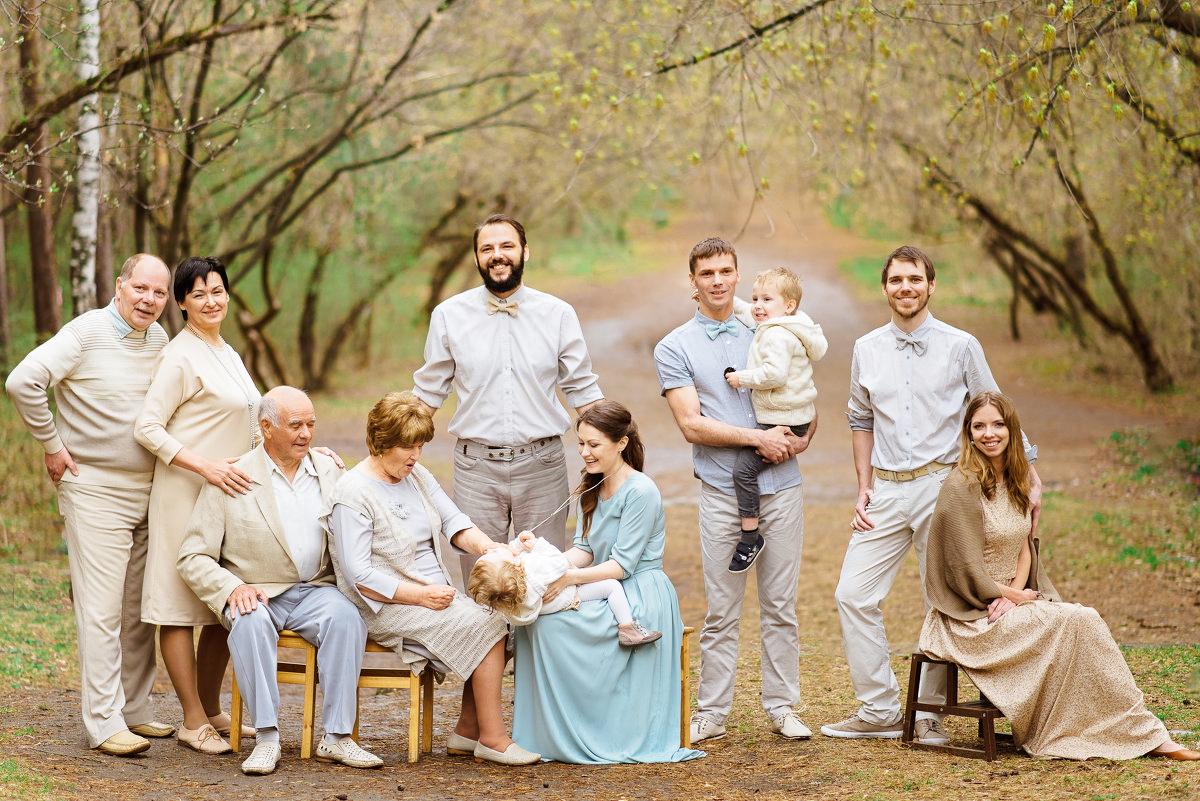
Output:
top-left (895, 333), bottom-right (926, 356)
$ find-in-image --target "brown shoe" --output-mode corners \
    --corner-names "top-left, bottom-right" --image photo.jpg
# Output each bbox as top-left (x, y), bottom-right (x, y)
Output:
top-left (97, 730), bottom-right (151, 756)
top-left (1152, 747), bottom-right (1200, 761)
top-left (177, 723), bottom-right (232, 754)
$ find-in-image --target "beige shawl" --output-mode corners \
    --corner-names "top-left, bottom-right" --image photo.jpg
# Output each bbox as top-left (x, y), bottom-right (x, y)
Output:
top-left (926, 469), bottom-right (1061, 621)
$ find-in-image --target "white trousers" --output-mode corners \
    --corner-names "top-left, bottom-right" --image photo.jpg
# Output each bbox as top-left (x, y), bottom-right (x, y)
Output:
top-left (57, 482), bottom-right (158, 747)
top-left (833, 469), bottom-right (950, 724)
top-left (226, 584), bottom-right (367, 737)
top-left (695, 482), bottom-right (804, 724)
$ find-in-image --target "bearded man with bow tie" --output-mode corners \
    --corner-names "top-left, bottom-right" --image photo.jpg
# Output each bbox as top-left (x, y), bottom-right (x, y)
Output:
top-left (654, 237), bottom-right (818, 745)
top-left (820, 245), bottom-right (1041, 744)
top-left (413, 214), bottom-right (603, 577)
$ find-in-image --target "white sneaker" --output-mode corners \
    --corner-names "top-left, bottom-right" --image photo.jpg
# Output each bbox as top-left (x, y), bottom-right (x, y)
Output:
top-left (689, 715), bottom-right (727, 744)
top-left (315, 737), bottom-right (383, 768)
top-left (241, 742), bottom-right (281, 775)
top-left (769, 711), bottom-right (812, 740)
top-left (914, 718), bottom-right (950, 745)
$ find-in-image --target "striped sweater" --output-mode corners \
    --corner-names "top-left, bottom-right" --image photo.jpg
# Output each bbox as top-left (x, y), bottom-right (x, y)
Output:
top-left (5, 307), bottom-right (168, 487)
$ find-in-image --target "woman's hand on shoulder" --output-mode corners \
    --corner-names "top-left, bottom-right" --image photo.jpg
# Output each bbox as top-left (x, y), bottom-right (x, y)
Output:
top-left (203, 457), bottom-right (253, 496)
top-left (312, 446), bottom-right (345, 469)
top-left (416, 584), bottom-right (456, 610)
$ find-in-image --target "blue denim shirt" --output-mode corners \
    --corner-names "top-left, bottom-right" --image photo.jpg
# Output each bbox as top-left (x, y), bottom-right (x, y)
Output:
top-left (654, 311), bottom-right (802, 496)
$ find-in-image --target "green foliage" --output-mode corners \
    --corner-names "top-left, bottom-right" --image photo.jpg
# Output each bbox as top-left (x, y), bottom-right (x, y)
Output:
top-left (0, 559), bottom-right (77, 688)
top-left (0, 404), bottom-right (61, 560)
top-left (0, 759), bottom-right (70, 800)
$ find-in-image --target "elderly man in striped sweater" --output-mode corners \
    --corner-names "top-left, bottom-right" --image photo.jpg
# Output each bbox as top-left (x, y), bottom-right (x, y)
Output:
top-left (6, 254), bottom-right (177, 756)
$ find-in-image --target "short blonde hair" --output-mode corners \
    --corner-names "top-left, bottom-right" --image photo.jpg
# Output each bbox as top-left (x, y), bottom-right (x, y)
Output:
top-left (365, 391), bottom-right (434, 456)
top-left (754, 267), bottom-right (803, 307)
top-left (467, 559), bottom-right (527, 618)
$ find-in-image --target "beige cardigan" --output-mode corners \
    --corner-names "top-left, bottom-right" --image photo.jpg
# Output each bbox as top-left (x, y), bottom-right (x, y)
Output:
top-left (925, 469), bottom-right (1061, 622)
top-left (177, 445), bottom-right (343, 620)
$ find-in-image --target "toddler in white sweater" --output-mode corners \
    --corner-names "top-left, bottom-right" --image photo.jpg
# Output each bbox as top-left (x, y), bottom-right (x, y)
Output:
top-left (724, 267), bottom-right (827, 574)
top-left (468, 531), bottom-right (660, 647)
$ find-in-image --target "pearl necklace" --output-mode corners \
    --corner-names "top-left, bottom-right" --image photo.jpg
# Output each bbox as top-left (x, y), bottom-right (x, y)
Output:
top-left (186, 323), bottom-right (260, 450)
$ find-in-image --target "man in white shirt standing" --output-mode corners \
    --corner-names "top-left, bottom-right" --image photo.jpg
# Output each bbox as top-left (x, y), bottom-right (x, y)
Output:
top-left (821, 245), bottom-right (1040, 744)
top-left (413, 214), bottom-right (604, 572)
top-left (178, 386), bottom-right (380, 775)
top-left (5, 254), bottom-right (176, 756)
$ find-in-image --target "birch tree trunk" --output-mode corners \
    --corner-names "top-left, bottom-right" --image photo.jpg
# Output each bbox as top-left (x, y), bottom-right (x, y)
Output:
top-left (68, 0), bottom-right (101, 316)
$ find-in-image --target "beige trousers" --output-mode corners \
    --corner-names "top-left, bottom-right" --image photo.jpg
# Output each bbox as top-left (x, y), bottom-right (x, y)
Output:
top-left (57, 482), bottom-right (158, 747)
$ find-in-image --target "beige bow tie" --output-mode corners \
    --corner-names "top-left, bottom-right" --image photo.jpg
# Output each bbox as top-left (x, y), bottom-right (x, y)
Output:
top-left (486, 296), bottom-right (518, 317)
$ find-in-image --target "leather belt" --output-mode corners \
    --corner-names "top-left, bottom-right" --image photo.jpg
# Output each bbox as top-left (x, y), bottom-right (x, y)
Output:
top-left (873, 461), bottom-right (953, 483)
top-left (460, 437), bottom-right (556, 462)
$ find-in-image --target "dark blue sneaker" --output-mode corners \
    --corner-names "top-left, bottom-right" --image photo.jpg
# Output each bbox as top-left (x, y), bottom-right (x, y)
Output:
top-left (728, 533), bottom-right (765, 573)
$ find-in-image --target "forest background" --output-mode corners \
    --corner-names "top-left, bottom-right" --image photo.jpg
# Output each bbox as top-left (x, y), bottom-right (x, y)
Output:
top-left (1, 1), bottom-right (1198, 799)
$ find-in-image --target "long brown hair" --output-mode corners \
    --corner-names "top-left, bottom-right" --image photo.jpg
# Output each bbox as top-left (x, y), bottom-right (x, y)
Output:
top-left (957, 391), bottom-right (1031, 512)
top-left (576, 400), bottom-right (645, 538)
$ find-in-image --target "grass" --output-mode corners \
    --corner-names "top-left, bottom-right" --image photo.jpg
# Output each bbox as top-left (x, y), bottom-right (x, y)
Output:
top-left (0, 404), bottom-right (62, 560)
top-left (0, 558), bottom-right (77, 688)
top-left (0, 759), bottom-right (72, 800)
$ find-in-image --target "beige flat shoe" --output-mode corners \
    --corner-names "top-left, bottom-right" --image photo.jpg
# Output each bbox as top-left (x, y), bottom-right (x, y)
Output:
top-left (96, 730), bottom-right (150, 756)
top-left (208, 711), bottom-right (255, 739)
top-left (129, 721), bottom-right (176, 738)
top-left (473, 741), bottom-right (540, 765)
top-left (177, 723), bottom-right (232, 754)
top-left (447, 732), bottom-right (478, 755)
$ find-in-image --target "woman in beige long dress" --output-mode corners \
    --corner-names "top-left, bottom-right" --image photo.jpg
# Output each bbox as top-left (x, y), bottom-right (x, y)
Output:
top-left (135, 257), bottom-right (260, 754)
top-left (920, 391), bottom-right (1198, 761)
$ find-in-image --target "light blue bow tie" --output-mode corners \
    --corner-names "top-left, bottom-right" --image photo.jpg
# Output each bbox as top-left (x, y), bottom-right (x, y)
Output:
top-left (705, 320), bottom-right (739, 340)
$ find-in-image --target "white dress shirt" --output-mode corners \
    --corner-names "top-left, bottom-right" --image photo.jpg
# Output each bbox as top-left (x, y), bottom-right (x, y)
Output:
top-left (268, 454), bottom-right (326, 581)
top-left (412, 285), bottom-right (603, 447)
top-left (847, 315), bottom-right (1035, 471)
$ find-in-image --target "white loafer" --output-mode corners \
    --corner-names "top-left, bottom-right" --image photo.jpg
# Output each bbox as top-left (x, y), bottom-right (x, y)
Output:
top-left (241, 742), bottom-right (281, 775)
top-left (447, 732), bottom-right (478, 755)
top-left (315, 737), bottom-right (383, 769)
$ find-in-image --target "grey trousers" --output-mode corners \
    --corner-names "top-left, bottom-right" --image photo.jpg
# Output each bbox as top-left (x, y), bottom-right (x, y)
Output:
top-left (695, 481), bottom-right (805, 724)
top-left (226, 584), bottom-right (366, 737)
top-left (57, 482), bottom-right (158, 747)
top-left (453, 436), bottom-right (570, 580)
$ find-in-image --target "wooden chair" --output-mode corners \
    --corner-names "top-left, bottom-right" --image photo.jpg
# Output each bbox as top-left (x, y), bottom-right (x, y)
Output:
top-left (901, 653), bottom-right (1011, 761)
top-left (230, 631), bottom-right (435, 763)
top-left (681, 626), bottom-right (694, 749)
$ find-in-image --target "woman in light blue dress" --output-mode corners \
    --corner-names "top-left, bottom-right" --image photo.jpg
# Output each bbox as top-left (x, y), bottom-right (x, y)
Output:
top-left (513, 400), bottom-right (704, 763)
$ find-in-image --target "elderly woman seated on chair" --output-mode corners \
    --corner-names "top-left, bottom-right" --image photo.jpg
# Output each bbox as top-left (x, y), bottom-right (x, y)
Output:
top-left (322, 391), bottom-right (539, 766)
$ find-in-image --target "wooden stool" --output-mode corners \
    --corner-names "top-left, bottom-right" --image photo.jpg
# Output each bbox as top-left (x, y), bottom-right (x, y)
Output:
top-left (230, 631), bottom-right (435, 763)
top-left (680, 626), bottom-right (694, 748)
top-left (901, 653), bottom-right (1011, 761)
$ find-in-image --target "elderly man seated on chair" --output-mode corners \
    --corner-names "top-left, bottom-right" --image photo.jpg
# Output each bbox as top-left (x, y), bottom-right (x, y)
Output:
top-left (178, 386), bottom-right (382, 775)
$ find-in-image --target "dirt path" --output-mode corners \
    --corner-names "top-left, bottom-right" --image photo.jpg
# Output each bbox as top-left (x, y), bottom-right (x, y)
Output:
top-left (3, 183), bottom-right (1195, 800)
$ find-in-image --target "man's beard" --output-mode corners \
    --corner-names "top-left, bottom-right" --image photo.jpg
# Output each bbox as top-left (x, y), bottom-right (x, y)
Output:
top-left (477, 255), bottom-right (524, 294)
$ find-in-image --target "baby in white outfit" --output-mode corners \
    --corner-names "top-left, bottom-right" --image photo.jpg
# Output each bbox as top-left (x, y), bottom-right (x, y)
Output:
top-left (468, 531), bottom-right (660, 647)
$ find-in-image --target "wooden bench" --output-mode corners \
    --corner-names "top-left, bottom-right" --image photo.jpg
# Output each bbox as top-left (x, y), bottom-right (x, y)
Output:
top-left (681, 626), bottom-right (694, 748)
top-left (230, 631), bottom-right (434, 763)
top-left (901, 653), bottom-right (1011, 761)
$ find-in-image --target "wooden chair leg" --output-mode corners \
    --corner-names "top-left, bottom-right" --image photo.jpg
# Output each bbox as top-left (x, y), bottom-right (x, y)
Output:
top-left (902, 654), bottom-right (924, 744)
top-left (421, 670), bottom-right (434, 754)
top-left (406, 672), bottom-right (420, 763)
top-left (680, 626), bottom-right (693, 749)
top-left (300, 642), bottom-right (317, 759)
top-left (230, 673), bottom-right (243, 752)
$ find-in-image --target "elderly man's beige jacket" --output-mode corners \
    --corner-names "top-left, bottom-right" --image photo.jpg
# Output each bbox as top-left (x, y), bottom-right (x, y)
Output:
top-left (177, 444), bottom-right (343, 622)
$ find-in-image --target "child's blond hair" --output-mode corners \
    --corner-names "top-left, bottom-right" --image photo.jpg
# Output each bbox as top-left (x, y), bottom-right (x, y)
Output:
top-left (754, 267), bottom-right (803, 308)
top-left (467, 558), bottom-right (527, 618)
